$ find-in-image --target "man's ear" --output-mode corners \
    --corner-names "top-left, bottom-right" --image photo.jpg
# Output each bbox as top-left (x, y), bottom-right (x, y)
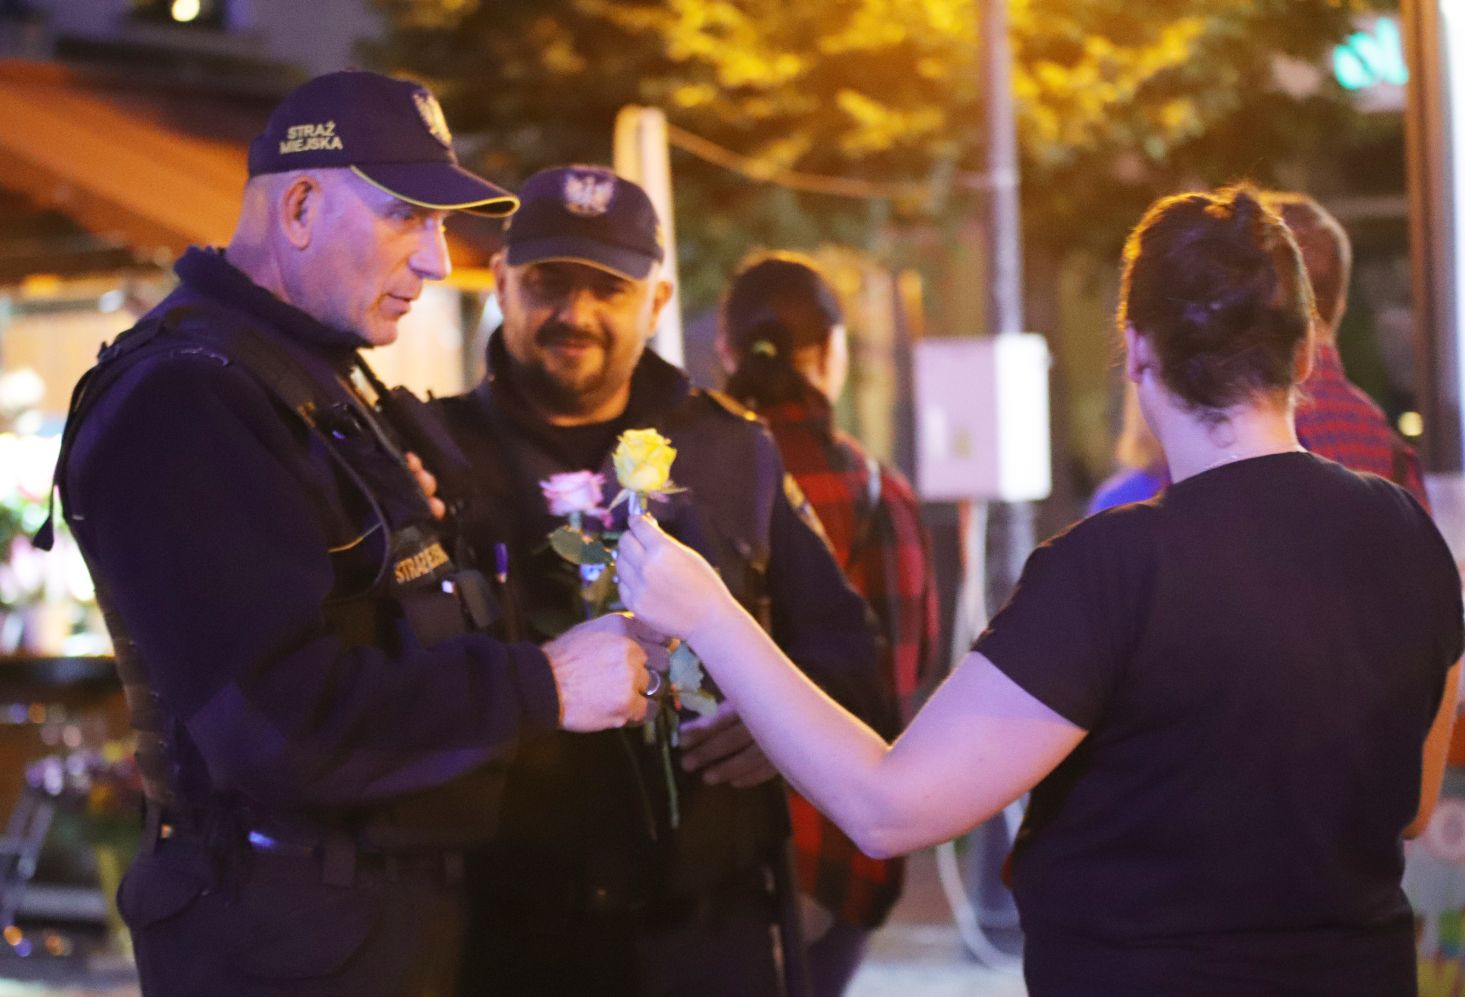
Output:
top-left (489, 251), bottom-right (509, 299)
top-left (1124, 324), bottom-right (1152, 384)
top-left (648, 278), bottom-right (674, 331)
top-left (279, 175), bottom-right (323, 251)
top-left (713, 331), bottom-right (737, 376)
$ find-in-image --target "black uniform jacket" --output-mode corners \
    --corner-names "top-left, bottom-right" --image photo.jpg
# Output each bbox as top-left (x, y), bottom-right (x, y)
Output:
top-left (60, 249), bottom-right (559, 845)
top-left (438, 333), bottom-right (892, 917)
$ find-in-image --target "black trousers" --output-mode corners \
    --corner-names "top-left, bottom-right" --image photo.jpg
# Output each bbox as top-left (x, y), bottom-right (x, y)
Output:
top-left (120, 836), bottom-right (466, 997)
top-left (459, 870), bottom-right (784, 997)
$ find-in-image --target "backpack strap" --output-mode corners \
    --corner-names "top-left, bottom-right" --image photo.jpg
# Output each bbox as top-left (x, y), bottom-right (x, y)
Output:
top-left (842, 453), bottom-right (884, 572)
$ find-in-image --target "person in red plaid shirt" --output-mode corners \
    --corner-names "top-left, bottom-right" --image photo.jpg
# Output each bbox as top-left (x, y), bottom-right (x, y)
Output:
top-left (1261, 191), bottom-right (1429, 509)
top-left (717, 252), bottom-right (940, 997)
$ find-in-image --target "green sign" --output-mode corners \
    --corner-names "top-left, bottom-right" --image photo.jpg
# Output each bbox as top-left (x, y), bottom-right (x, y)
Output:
top-left (1334, 17), bottom-right (1408, 91)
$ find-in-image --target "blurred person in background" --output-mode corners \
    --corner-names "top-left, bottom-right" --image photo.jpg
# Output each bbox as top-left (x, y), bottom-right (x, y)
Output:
top-left (717, 251), bottom-right (939, 996)
top-left (1087, 383), bottom-right (1167, 514)
top-left (618, 186), bottom-right (1462, 997)
top-left (1262, 190), bottom-right (1429, 508)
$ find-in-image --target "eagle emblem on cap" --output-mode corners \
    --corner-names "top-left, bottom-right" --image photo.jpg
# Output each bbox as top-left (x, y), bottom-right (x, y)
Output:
top-left (412, 90), bottom-right (453, 149)
top-left (562, 170), bottom-right (616, 217)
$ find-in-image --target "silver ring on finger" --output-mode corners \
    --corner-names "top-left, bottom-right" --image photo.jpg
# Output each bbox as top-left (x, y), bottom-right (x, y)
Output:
top-left (643, 669), bottom-right (663, 698)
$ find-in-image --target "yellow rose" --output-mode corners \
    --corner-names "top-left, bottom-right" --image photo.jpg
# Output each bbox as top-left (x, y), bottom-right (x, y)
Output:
top-left (613, 428), bottom-right (677, 495)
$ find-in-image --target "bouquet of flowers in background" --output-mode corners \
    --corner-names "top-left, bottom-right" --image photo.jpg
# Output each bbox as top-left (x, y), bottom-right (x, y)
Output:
top-left (27, 738), bottom-right (143, 841)
top-left (26, 735), bottom-right (143, 956)
top-left (540, 428), bottom-right (716, 827)
top-left (0, 369), bottom-right (104, 656)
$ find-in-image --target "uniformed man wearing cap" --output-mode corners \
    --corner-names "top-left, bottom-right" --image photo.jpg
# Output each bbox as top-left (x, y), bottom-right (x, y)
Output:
top-left (47, 74), bottom-right (656, 997)
top-left (437, 166), bottom-right (894, 996)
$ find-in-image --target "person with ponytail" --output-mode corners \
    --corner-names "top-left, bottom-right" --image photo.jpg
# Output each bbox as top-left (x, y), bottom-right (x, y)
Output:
top-left (716, 252), bottom-right (939, 996)
top-left (621, 189), bottom-right (1462, 996)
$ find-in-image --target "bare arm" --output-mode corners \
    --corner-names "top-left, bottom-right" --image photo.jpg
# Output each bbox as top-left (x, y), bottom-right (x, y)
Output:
top-left (1406, 658), bottom-right (1461, 839)
top-left (619, 515), bottom-right (1085, 857)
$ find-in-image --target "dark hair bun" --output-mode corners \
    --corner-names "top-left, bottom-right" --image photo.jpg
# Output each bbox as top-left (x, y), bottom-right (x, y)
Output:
top-left (1118, 184), bottom-right (1312, 414)
top-left (1226, 188), bottom-right (1266, 234)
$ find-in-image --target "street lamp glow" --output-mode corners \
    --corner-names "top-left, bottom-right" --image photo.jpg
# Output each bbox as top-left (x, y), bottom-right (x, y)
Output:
top-left (170, 0), bottom-right (201, 23)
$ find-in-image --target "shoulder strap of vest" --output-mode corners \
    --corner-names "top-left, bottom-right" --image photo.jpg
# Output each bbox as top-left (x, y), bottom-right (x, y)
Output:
top-left (167, 308), bottom-right (332, 423)
top-left (35, 314), bottom-right (176, 550)
top-left (39, 305), bottom-right (395, 587)
top-left (168, 314), bottom-right (399, 590)
top-left (782, 470), bottom-right (833, 553)
top-left (670, 389), bottom-right (800, 619)
top-left (701, 388), bottom-right (761, 423)
top-left (712, 389), bottom-right (841, 549)
top-left (37, 305), bottom-right (332, 547)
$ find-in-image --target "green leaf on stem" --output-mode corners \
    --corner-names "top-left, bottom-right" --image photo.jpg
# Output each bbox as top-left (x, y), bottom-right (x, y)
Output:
top-left (549, 525), bottom-right (588, 564)
top-left (668, 645), bottom-right (719, 719)
top-left (677, 688), bottom-right (719, 720)
top-left (580, 538), bottom-right (616, 566)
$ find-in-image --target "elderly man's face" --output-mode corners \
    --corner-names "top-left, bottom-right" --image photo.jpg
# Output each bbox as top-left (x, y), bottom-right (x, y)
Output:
top-left (493, 258), bottom-right (670, 422)
top-left (294, 171), bottom-right (451, 346)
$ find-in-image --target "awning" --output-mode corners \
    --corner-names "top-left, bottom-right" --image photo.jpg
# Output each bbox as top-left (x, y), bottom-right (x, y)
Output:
top-left (0, 60), bottom-right (501, 287)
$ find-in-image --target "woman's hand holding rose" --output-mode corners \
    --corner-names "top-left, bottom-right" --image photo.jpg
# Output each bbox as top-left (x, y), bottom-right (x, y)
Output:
top-left (617, 514), bottom-right (733, 643)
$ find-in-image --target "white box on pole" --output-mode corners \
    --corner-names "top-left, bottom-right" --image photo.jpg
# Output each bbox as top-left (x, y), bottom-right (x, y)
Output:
top-left (914, 334), bottom-right (1052, 502)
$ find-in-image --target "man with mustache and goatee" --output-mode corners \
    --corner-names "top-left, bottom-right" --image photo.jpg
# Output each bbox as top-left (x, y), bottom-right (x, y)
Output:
top-left (437, 165), bottom-right (892, 997)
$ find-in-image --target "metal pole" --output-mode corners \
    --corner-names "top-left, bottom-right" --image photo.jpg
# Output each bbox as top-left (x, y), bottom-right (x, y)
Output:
top-left (984, 0), bottom-right (1023, 340)
top-left (0, 294), bottom-right (10, 374)
top-left (981, 0), bottom-right (1034, 614)
top-left (1401, 0), bottom-right (1465, 567)
top-left (613, 106), bottom-right (685, 368)
top-left (1403, 0), bottom-right (1462, 472)
top-left (941, 0), bottom-right (1028, 968)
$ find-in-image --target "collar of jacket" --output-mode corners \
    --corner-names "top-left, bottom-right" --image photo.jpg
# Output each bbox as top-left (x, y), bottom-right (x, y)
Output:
top-left (755, 380), bottom-right (835, 438)
top-left (173, 246), bottom-right (364, 372)
top-left (1307, 341), bottom-right (1346, 380)
top-left (474, 327), bottom-right (693, 431)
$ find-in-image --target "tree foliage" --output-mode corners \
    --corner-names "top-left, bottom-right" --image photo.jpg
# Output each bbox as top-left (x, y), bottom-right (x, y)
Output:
top-left (368, 0), bottom-right (1389, 303)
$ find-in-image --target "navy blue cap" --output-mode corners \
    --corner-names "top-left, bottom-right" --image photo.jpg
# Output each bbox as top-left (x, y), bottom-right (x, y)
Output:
top-left (504, 166), bottom-right (664, 280)
top-left (247, 70), bottom-right (518, 218)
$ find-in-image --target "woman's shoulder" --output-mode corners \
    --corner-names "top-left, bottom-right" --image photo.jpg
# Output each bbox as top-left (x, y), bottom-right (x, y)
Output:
top-left (1291, 452), bottom-right (1436, 529)
top-left (1025, 500), bottom-right (1162, 578)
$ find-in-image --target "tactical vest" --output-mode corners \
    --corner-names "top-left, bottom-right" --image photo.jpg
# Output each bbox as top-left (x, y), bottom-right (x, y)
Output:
top-left (43, 302), bottom-right (501, 844)
top-left (438, 381), bottom-right (812, 908)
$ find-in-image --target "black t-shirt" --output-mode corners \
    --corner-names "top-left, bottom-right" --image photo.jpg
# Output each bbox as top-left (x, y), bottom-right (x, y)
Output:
top-left (974, 452), bottom-right (1462, 996)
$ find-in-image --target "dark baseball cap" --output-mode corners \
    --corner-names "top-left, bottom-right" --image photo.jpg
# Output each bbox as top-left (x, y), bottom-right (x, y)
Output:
top-left (504, 166), bottom-right (665, 280)
top-left (247, 70), bottom-right (518, 217)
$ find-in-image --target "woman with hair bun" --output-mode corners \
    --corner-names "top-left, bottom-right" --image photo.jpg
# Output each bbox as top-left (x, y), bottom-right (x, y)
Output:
top-left (620, 186), bottom-right (1462, 995)
top-left (718, 252), bottom-right (939, 997)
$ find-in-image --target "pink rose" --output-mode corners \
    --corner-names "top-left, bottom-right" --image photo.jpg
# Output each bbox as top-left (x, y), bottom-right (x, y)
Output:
top-left (539, 471), bottom-right (607, 519)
